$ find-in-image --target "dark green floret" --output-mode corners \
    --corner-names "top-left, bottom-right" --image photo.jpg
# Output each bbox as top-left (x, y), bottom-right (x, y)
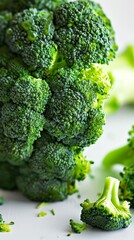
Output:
top-left (54, 0), bottom-right (117, 67)
top-left (0, 162), bottom-right (18, 190)
top-left (80, 177), bottom-right (132, 231)
top-left (70, 219), bottom-right (87, 234)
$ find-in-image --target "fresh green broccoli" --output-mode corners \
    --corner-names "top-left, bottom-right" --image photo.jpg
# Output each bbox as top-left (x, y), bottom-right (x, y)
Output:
top-left (54, 0), bottom-right (117, 68)
top-left (0, 0), bottom-right (117, 201)
top-left (0, 214), bottom-right (11, 232)
top-left (80, 177), bottom-right (132, 231)
top-left (105, 45), bottom-right (134, 114)
top-left (6, 8), bottom-right (57, 70)
top-left (16, 131), bottom-right (91, 201)
top-left (0, 0), bottom-right (67, 13)
top-left (103, 126), bottom-right (134, 208)
top-left (45, 64), bottom-right (110, 147)
top-left (69, 219), bottom-right (86, 234)
top-left (0, 11), bottom-right (12, 46)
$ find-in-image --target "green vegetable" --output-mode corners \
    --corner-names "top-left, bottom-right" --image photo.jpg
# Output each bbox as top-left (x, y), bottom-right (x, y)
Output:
top-left (103, 126), bottom-right (134, 208)
top-left (70, 219), bottom-right (86, 234)
top-left (0, 214), bottom-right (11, 232)
top-left (80, 177), bottom-right (132, 231)
top-left (0, 0), bottom-right (117, 201)
top-left (50, 209), bottom-right (55, 216)
top-left (37, 212), bottom-right (47, 217)
top-left (105, 45), bottom-right (134, 114)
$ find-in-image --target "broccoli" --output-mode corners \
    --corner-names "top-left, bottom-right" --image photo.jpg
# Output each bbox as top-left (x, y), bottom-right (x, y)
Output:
top-left (0, 214), bottom-right (11, 232)
top-left (0, 0), bottom-right (67, 13)
top-left (0, 0), bottom-right (117, 201)
top-left (103, 126), bottom-right (134, 208)
top-left (45, 64), bottom-right (110, 147)
top-left (0, 162), bottom-right (18, 189)
top-left (6, 8), bottom-right (57, 70)
top-left (105, 45), bottom-right (134, 114)
top-left (69, 219), bottom-right (86, 234)
top-left (80, 177), bottom-right (132, 231)
top-left (16, 131), bottom-right (91, 201)
top-left (54, 0), bottom-right (117, 68)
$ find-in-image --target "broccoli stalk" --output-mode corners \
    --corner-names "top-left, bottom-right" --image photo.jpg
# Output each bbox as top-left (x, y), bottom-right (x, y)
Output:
top-left (105, 45), bottom-right (134, 114)
top-left (103, 126), bottom-right (134, 208)
top-left (80, 177), bottom-right (132, 231)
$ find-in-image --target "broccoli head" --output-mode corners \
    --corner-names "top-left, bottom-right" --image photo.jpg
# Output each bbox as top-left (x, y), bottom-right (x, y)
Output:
top-left (0, 11), bottom-right (12, 46)
top-left (45, 64), bottom-right (110, 147)
top-left (6, 8), bottom-right (57, 70)
top-left (54, 0), bottom-right (117, 67)
top-left (80, 177), bottom-right (132, 231)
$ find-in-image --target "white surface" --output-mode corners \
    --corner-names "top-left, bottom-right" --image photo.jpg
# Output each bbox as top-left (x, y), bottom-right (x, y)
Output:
top-left (1, 0), bottom-right (134, 239)
top-left (0, 106), bottom-right (134, 240)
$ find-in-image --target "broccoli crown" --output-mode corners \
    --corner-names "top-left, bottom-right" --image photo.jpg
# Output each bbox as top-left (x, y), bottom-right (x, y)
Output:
top-left (54, 0), bottom-right (117, 67)
top-left (103, 126), bottom-right (134, 168)
top-left (80, 177), bottom-right (132, 231)
top-left (0, 162), bottom-right (18, 190)
top-left (0, 0), bottom-right (67, 13)
top-left (0, 11), bottom-right (12, 46)
top-left (1, 103), bottom-right (45, 141)
top-left (6, 8), bottom-right (57, 70)
top-left (10, 75), bottom-right (50, 113)
top-left (45, 64), bottom-right (109, 147)
top-left (120, 166), bottom-right (134, 208)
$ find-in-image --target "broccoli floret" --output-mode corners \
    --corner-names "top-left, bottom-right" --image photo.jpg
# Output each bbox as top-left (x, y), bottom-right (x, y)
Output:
top-left (104, 45), bottom-right (134, 114)
top-left (10, 75), bottom-right (50, 113)
top-left (17, 171), bottom-right (69, 202)
top-left (54, 0), bottom-right (117, 68)
top-left (0, 68), bottom-right (15, 102)
top-left (1, 103), bottom-right (45, 141)
top-left (103, 126), bottom-right (134, 208)
top-left (45, 64), bottom-right (110, 147)
top-left (70, 219), bottom-right (86, 234)
top-left (103, 126), bottom-right (134, 168)
top-left (6, 8), bottom-right (57, 70)
top-left (0, 162), bottom-right (18, 190)
top-left (0, 214), bottom-right (13, 232)
top-left (0, 11), bottom-right (12, 46)
top-left (0, 0), bottom-right (67, 13)
top-left (80, 177), bottom-right (132, 231)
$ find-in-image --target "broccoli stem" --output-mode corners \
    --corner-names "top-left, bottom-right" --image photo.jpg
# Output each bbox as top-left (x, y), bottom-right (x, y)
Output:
top-left (103, 145), bottom-right (134, 168)
top-left (100, 177), bottom-right (115, 200)
top-left (111, 179), bottom-right (120, 207)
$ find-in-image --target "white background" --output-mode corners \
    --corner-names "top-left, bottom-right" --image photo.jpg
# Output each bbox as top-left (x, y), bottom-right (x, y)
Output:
top-left (0, 0), bottom-right (134, 239)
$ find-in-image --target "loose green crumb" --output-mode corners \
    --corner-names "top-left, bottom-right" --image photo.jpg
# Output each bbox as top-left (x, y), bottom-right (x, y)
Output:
top-left (67, 233), bottom-right (72, 237)
top-left (37, 212), bottom-right (47, 217)
top-left (0, 197), bottom-right (4, 205)
top-left (9, 221), bottom-right (15, 225)
top-left (70, 219), bottom-right (87, 234)
top-left (77, 193), bottom-right (81, 198)
top-left (50, 209), bottom-right (55, 216)
top-left (0, 223), bottom-right (11, 232)
top-left (36, 202), bottom-right (48, 209)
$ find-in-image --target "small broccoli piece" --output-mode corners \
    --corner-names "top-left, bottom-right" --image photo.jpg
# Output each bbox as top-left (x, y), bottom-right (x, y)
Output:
top-left (54, 0), bottom-right (117, 67)
top-left (1, 103), bottom-right (45, 141)
top-left (45, 64), bottom-right (110, 147)
top-left (103, 126), bottom-right (134, 168)
top-left (80, 177), bottom-right (132, 231)
top-left (17, 171), bottom-right (69, 202)
top-left (6, 8), bottom-right (57, 70)
top-left (0, 11), bottom-right (12, 46)
top-left (103, 126), bottom-right (134, 208)
top-left (0, 214), bottom-right (13, 232)
top-left (0, 197), bottom-right (4, 205)
top-left (104, 45), bottom-right (134, 114)
top-left (37, 211), bottom-right (47, 217)
top-left (50, 209), bottom-right (55, 216)
top-left (10, 75), bottom-right (50, 113)
top-left (70, 219), bottom-right (87, 234)
top-left (0, 162), bottom-right (18, 190)
top-left (0, 0), bottom-right (67, 13)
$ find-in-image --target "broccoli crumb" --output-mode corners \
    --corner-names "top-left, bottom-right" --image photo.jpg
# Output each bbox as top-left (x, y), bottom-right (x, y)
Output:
top-left (67, 233), bottom-right (72, 237)
top-left (37, 212), bottom-right (47, 217)
top-left (36, 202), bottom-right (48, 209)
top-left (70, 219), bottom-right (87, 234)
top-left (50, 209), bottom-right (55, 216)
top-left (0, 197), bottom-right (4, 205)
